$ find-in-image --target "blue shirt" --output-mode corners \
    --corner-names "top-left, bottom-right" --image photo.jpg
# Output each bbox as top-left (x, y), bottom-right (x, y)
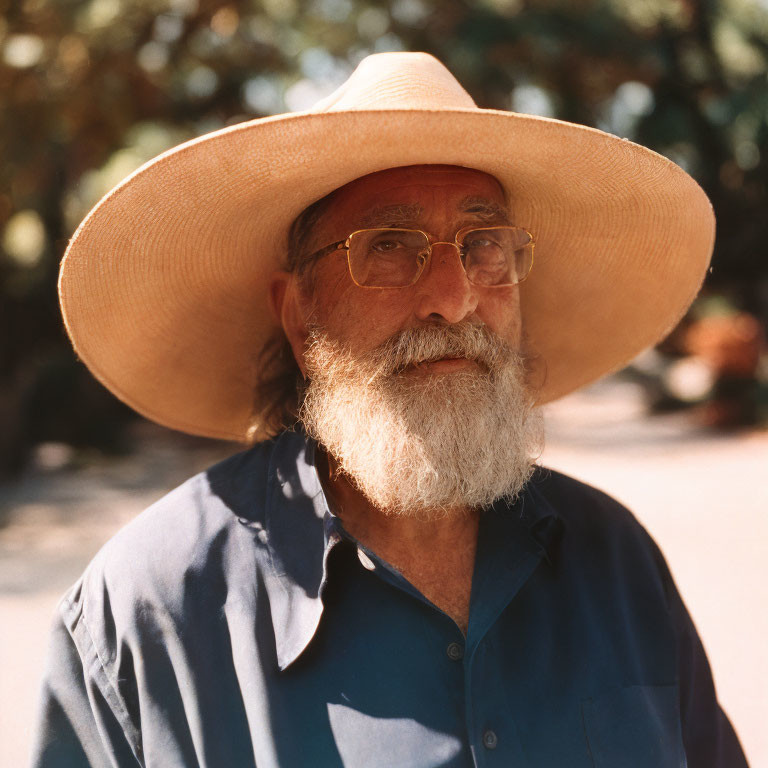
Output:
top-left (31, 430), bottom-right (748, 767)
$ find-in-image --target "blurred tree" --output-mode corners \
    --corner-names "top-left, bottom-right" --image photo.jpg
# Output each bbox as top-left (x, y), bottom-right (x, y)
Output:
top-left (1, 0), bottom-right (767, 472)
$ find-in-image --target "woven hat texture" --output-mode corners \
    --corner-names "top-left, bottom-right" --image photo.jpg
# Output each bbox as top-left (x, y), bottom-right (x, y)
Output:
top-left (59, 52), bottom-right (715, 441)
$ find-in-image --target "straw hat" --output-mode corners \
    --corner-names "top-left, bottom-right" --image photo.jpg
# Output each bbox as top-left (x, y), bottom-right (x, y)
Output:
top-left (59, 51), bottom-right (715, 442)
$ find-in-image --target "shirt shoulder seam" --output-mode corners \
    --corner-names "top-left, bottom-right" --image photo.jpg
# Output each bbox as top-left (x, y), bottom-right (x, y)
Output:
top-left (60, 595), bottom-right (145, 765)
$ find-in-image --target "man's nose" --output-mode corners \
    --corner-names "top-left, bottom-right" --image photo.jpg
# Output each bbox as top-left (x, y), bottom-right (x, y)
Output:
top-left (414, 242), bottom-right (479, 324)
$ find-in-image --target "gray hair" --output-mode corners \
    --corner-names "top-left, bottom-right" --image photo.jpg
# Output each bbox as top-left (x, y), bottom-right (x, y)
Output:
top-left (250, 191), bottom-right (336, 439)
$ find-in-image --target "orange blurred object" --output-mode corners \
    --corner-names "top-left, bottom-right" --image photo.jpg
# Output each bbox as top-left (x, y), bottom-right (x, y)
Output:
top-left (684, 313), bottom-right (764, 377)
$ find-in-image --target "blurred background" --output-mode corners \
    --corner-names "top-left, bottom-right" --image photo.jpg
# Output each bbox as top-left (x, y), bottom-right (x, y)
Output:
top-left (2, 0), bottom-right (768, 469)
top-left (1, 0), bottom-right (767, 765)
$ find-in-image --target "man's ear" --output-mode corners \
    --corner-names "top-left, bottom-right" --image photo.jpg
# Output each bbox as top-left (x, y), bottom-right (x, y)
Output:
top-left (269, 271), bottom-right (310, 377)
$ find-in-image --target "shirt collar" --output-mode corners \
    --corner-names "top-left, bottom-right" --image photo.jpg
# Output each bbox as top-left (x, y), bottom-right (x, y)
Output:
top-left (510, 471), bottom-right (565, 567)
top-left (260, 431), bottom-right (562, 671)
top-left (261, 430), bottom-right (346, 670)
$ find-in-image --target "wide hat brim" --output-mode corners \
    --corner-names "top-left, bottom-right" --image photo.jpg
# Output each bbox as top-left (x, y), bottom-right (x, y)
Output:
top-left (59, 58), bottom-right (714, 442)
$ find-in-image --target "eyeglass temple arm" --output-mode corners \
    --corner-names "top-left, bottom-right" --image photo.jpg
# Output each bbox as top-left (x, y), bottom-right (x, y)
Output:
top-left (305, 240), bottom-right (348, 262)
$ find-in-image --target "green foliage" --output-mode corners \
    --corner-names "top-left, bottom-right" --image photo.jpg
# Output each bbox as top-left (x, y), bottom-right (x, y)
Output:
top-left (1, 0), bottom-right (767, 468)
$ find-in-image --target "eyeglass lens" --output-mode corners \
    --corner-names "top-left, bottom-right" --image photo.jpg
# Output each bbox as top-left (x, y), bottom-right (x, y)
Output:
top-left (347, 228), bottom-right (533, 288)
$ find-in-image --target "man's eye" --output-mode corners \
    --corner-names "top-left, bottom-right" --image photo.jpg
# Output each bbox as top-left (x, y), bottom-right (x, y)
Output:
top-left (465, 236), bottom-right (499, 249)
top-left (371, 239), bottom-right (405, 252)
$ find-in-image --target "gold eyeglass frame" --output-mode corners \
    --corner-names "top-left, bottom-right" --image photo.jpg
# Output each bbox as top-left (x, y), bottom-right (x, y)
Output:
top-left (304, 226), bottom-right (535, 289)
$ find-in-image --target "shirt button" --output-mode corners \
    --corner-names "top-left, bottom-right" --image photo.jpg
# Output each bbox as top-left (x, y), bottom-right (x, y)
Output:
top-left (482, 730), bottom-right (498, 750)
top-left (446, 641), bottom-right (464, 661)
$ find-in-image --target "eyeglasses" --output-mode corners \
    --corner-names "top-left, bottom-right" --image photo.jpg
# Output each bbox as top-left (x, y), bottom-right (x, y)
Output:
top-left (304, 226), bottom-right (535, 288)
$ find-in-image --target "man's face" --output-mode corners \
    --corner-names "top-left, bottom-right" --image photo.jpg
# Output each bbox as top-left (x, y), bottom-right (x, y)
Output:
top-left (300, 164), bottom-right (523, 365)
top-left (273, 164), bottom-right (541, 517)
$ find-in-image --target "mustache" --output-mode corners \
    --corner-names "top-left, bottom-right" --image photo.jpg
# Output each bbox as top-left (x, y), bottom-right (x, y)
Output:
top-left (364, 322), bottom-right (514, 376)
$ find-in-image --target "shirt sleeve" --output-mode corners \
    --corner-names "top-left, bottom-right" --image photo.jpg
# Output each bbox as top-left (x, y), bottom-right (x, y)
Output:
top-left (29, 590), bottom-right (142, 768)
top-left (663, 560), bottom-right (750, 767)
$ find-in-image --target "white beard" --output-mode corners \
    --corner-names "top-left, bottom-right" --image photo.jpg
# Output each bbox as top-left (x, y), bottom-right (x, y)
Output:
top-left (299, 322), bottom-right (544, 520)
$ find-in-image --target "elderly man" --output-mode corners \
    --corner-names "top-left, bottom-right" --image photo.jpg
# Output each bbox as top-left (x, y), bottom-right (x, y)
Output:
top-left (33, 53), bottom-right (747, 767)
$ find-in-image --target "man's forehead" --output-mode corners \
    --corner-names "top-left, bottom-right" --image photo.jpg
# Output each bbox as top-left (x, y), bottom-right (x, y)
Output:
top-left (325, 165), bottom-right (510, 225)
top-left (357, 197), bottom-right (511, 228)
top-left (293, 165), bottom-right (512, 256)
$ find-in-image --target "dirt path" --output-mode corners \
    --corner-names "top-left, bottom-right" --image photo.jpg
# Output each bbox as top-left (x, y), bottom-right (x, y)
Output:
top-left (2, 380), bottom-right (766, 767)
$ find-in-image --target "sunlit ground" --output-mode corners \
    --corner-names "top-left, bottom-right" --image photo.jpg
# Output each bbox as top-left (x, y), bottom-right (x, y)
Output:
top-left (1, 377), bottom-right (766, 767)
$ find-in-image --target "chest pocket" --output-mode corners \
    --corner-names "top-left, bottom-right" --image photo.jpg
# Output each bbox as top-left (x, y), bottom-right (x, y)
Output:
top-left (582, 684), bottom-right (687, 768)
